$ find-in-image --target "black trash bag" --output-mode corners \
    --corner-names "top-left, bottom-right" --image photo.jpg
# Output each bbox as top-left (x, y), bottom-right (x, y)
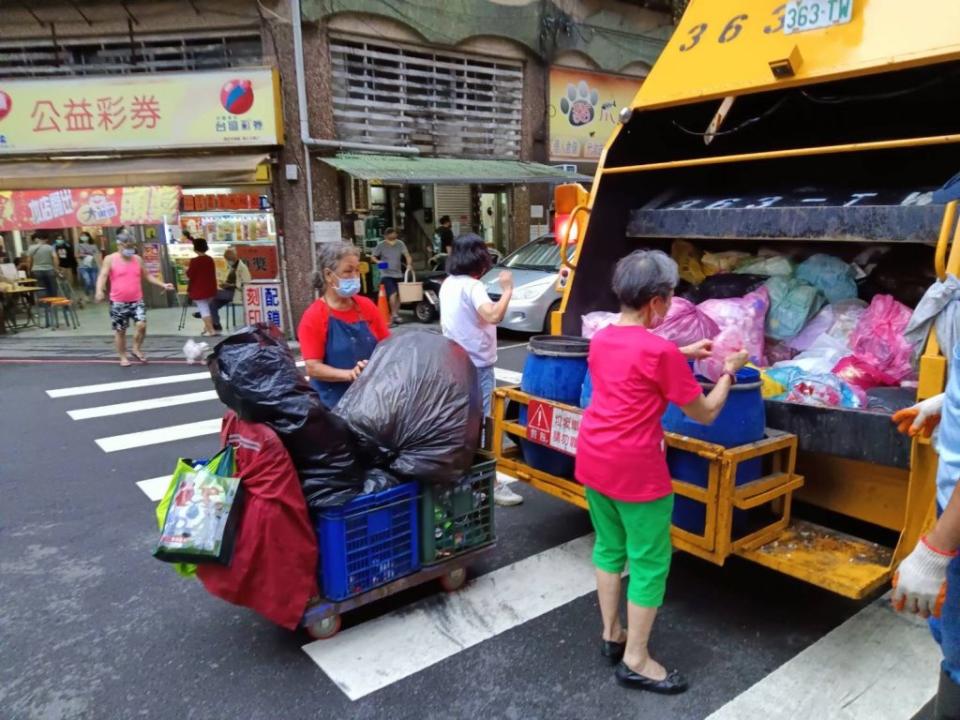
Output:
top-left (362, 468), bottom-right (400, 495)
top-left (335, 331), bottom-right (482, 483)
top-left (692, 274), bottom-right (768, 303)
top-left (208, 324), bottom-right (315, 433)
top-left (208, 324), bottom-right (365, 510)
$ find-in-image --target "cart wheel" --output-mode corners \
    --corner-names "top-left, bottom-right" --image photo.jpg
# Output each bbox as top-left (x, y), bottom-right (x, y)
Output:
top-left (440, 568), bottom-right (467, 592)
top-left (305, 614), bottom-right (342, 640)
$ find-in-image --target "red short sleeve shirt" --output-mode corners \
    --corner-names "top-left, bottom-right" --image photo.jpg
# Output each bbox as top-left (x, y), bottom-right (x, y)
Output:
top-left (297, 296), bottom-right (390, 361)
top-left (575, 324), bottom-right (703, 502)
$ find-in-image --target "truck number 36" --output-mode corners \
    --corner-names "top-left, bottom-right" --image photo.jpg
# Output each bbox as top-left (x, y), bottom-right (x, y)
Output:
top-left (679, 5), bottom-right (786, 52)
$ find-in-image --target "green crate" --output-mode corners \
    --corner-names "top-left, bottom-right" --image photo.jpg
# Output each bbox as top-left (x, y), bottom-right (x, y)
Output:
top-left (420, 453), bottom-right (496, 565)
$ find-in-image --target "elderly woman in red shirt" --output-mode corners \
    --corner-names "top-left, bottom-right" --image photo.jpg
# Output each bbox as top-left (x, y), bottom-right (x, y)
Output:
top-left (576, 249), bottom-right (747, 694)
top-left (186, 238), bottom-right (219, 337)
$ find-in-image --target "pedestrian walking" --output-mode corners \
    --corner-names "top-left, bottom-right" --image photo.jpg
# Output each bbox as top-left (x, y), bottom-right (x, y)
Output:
top-left (372, 228), bottom-right (412, 325)
top-left (77, 232), bottom-right (100, 302)
top-left (95, 232), bottom-right (173, 366)
top-left (575, 250), bottom-right (747, 694)
top-left (26, 233), bottom-right (60, 298)
top-left (298, 241), bottom-right (390, 408)
top-left (186, 237), bottom-right (219, 337)
top-left (439, 232), bottom-right (524, 507)
top-left (893, 352), bottom-right (960, 718)
top-left (208, 247), bottom-right (251, 332)
top-left (54, 235), bottom-right (78, 296)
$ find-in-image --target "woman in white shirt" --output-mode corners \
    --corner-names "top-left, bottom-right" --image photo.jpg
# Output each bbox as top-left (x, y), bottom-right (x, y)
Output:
top-left (439, 233), bottom-right (523, 506)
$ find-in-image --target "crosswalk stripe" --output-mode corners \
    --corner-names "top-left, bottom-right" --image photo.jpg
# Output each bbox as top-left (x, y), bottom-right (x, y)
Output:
top-left (302, 533), bottom-right (596, 701)
top-left (47, 371), bottom-right (209, 398)
top-left (494, 368), bottom-right (522, 384)
top-left (95, 418), bottom-right (221, 453)
top-left (136, 475), bottom-right (171, 502)
top-left (68, 390), bottom-right (219, 420)
top-left (705, 594), bottom-right (938, 720)
top-left (48, 360), bottom-right (306, 398)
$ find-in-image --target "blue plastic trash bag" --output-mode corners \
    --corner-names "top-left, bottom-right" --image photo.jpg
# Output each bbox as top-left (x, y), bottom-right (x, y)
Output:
top-left (795, 254), bottom-right (858, 304)
top-left (765, 277), bottom-right (826, 341)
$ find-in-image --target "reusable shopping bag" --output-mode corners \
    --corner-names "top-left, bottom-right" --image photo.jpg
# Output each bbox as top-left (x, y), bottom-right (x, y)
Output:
top-left (154, 447), bottom-right (242, 566)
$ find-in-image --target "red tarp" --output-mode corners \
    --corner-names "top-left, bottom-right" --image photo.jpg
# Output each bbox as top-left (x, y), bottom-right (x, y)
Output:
top-left (196, 412), bottom-right (318, 630)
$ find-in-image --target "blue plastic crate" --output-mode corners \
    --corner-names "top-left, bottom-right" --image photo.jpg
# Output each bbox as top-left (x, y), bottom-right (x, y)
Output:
top-left (315, 482), bottom-right (420, 601)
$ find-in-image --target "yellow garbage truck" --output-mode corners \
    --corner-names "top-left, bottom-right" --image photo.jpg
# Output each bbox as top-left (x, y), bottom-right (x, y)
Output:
top-left (492, 0), bottom-right (960, 600)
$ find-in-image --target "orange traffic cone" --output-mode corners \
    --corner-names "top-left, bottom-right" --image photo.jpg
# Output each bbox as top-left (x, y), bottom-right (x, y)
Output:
top-left (377, 283), bottom-right (391, 324)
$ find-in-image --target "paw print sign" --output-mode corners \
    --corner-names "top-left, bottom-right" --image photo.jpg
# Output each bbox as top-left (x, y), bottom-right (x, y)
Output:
top-left (560, 81), bottom-right (600, 127)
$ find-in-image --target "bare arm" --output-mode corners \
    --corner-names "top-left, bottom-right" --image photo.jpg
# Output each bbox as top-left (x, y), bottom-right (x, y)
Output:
top-left (140, 257), bottom-right (172, 290)
top-left (477, 270), bottom-right (513, 324)
top-left (95, 255), bottom-right (112, 300)
top-left (680, 375), bottom-right (734, 425)
top-left (304, 358), bottom-right (367, 383)
top-left (678, 349), bottom-right (749, 424)
top-left (928, 483), bottom-right (960, 553)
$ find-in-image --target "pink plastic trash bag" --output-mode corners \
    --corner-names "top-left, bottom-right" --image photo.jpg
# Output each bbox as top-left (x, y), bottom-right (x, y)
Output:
top-left (581, 311), bottom-right (621, 339)
top-left (849, 295), bottom-right (914, 381)
top-left (832, 355), bottom-right (897, 394)
top-left (696, 287), bottom-right (770, 380)
top-left (651, 297), bottom-right (720, 347)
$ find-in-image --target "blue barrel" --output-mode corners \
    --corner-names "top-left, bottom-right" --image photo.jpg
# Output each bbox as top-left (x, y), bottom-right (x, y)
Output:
top-left (519, 335), bottom-right (590, 479)
top-left (662, 366), bottom-right (765, 536)
top-left (580, 371), bottom-right (593, 409)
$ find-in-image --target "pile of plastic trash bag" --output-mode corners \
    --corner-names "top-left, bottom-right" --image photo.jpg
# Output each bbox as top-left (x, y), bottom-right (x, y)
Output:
top-left (582, 240), bottom-right (942, 411)
top-left (209, 324), bottom-right (481, 511)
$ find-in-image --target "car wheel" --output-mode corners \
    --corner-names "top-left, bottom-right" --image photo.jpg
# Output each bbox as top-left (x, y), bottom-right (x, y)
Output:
top-left (543, 300), bottom-right (561, 334)
top-left (415, 300), bottom-right (437, 323)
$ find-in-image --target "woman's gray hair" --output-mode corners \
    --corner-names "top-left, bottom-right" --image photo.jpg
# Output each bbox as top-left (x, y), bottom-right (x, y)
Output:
top-left (313, 241), bottom-right (360, 293)
top-left (612, 249), bottom-right (679, 310)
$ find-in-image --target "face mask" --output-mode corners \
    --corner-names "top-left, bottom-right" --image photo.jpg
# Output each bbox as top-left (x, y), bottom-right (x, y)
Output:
top-left (334, 275), bottom-right (361, 298)
top-left (121, 247), bottom-right (136, 257)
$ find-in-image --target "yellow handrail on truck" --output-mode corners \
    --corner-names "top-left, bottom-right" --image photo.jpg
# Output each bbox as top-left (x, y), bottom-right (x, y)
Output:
top-left (493, 0), bottom-right (960, 600)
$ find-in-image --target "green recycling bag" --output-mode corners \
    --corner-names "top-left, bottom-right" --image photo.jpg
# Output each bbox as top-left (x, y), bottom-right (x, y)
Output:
top-left (154, 447), bottom-right (242, 568)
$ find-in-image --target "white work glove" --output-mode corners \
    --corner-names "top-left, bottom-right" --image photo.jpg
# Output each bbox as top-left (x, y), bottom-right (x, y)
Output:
top-left (892, 536), bottom-right (954, 617)
top-left (892, 393), bottom-right (945, 438)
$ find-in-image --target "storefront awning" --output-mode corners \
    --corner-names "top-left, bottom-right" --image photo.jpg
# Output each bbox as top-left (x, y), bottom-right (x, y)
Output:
top-left (318, 154), bottom-right (591, 184)
top-left (0, 153), bottom-right (271, 190)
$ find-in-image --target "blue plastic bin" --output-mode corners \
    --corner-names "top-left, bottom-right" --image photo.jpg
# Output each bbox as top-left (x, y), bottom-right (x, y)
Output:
top-left (315, 482), bottom-right (420, 601)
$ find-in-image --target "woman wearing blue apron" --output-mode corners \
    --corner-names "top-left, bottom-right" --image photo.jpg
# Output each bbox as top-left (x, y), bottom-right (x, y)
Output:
top-left (297, 242), bottom-right (390, 408)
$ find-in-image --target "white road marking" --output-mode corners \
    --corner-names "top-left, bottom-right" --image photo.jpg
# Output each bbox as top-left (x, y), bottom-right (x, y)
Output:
top-left (68, 390), bottom-right (218, 420)
top-left (48, 360), bottom-right (304, 398)
top-left (302, 533), bottom-right (596, 700)
top-left (95, 418), bottom-right (221, 453)
top-left (705, 594), bottom-right (939, 720)
top-left (494, 368), bottom-right (522, 384)
top-left (136, 475), bottom-right (172, 502)
top-left (497, 343), bottom-right (529, 351)
top-left (47, 371), bottom-right (209, 398)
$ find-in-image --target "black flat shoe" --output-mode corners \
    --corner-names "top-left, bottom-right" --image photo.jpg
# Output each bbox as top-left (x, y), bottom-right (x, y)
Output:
top-left (192, 311), bottom-right (201, 319)
top-left (601, 639), bottom-right (626, 665)
top-left (615, 663), bottom-right (688, 695)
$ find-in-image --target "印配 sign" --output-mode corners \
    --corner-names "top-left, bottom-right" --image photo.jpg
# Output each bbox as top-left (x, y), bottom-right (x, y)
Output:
top-left (0, 68), bottom-right (282, 155)
top-left (243, 281), bottom-right (284, 331)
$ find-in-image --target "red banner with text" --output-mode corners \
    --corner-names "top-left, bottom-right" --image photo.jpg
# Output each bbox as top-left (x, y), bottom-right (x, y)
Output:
top-left (0, 185), bottom-right (180, 232)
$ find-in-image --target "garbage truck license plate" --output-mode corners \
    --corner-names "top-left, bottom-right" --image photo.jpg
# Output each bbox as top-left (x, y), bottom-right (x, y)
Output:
top-left (526, 400), bottom-right (581, 456)
top-left (783, 0), bottom-right (854, 35)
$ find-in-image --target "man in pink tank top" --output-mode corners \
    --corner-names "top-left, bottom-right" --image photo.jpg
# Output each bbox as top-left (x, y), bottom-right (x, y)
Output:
top-left (95, 232), bottom-right (173, 367)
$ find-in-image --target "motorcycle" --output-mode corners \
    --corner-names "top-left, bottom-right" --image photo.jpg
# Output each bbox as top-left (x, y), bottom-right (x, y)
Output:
top-left (413, 271), bottom-right (445, 323)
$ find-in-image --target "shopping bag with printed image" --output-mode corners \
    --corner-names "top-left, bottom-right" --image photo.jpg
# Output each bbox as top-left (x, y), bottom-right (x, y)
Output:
top-left (154, 447), bottom-right (242, 566)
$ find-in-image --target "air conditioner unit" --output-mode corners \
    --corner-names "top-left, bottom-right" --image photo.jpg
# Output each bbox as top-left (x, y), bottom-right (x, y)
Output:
top-left (344, 177), bottom-right (370, 212)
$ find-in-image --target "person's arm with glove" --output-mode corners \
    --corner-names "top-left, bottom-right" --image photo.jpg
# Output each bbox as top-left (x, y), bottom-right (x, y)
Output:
top-left (893, 393), bottom-right (945, 438)
top-left (893, 487), bottom-right (960, 618)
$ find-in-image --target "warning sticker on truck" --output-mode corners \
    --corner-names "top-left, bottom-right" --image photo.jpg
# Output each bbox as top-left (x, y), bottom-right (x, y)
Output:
top-left (526, 400), bottom-right (582, 457)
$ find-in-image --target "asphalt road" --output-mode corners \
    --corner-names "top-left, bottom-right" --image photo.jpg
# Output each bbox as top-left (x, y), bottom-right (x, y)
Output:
top-left (0, 328), bottom-right (939, 720)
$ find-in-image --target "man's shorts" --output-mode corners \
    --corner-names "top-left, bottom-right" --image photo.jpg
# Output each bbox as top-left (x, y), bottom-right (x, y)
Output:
top-left (381, 276), bottom-right (399, 298)
top-left (110, 300), bottom-right (146, 332)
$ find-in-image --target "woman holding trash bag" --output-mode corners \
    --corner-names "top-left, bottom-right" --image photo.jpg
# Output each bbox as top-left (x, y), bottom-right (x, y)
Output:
top-left (576, 249), bottom-right (747, 695)
top-left (298, 241), bottom-right (390, 408)
top-left (440, 232), bottom-right (523, 507)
